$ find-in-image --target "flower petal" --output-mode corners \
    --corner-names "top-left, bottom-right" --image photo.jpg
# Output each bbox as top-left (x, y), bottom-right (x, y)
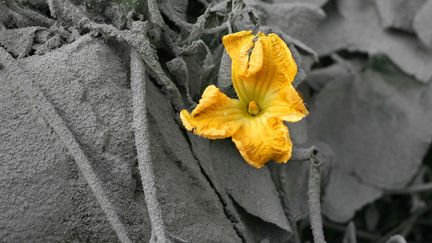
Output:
top-left (180, 85), bottom-right (244, 139)
top-left (222, 30), bottom-right (255, 66)
top-left (222, 30), bottom-right (256, 102)
top-left (223, 32), bottom-right (298, 105)
top-left (263, 84), bottom-right (309, 122)
top-left (232, 117), bottom-right (293, 168)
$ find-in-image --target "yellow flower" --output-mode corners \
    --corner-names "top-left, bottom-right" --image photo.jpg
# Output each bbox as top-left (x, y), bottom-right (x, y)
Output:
top-left (180, 30), bottom-right (309, 168)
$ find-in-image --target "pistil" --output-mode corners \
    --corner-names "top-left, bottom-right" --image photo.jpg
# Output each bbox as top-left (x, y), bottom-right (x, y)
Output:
top-left (247, 101), bottom-right (261, 116)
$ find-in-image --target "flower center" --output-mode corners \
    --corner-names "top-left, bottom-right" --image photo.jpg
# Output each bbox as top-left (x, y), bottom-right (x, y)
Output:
top-left (247, 101), bottom-right (261, 116)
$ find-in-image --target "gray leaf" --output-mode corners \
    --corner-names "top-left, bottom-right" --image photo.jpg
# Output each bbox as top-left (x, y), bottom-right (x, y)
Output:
top-left (304, 0), bottom-right (432, 82)
top-left (414, 0), bottom-right (432, 48)
top-left (308, 59), bottom-right (432, 222)
top-left (211, 139), bottom-right (291, 234)
top-left (247, 1), bottom-right (326, 42)
top-left (1, 35), bottom-right (151, 241)
top-left (174, 40), bottom-right (215, 102)
top-left (272, 0), bottom-right (328, 7)
top-left (217, 50), bottom-right (232, 93)
top-left (145, 73), bottom-right (243, 242)
top-left (375, 0), bottom-right (425, 33)
top-left (0, 27), bottom-right (42, 58)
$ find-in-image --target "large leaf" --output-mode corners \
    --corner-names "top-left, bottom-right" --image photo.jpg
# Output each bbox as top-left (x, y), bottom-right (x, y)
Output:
top-left (375, 0), bottom-right (425, 33)
top-left (414, 0), bottom-right (432, 49)
top-left (145, 71), bottom-right (243, 242)
top-left (304, 0), bottom-right (432, 82)
top-left (22, 35), bottom-right (151, 241)
top-left (245, 0), bottom-right (325, 42)
top-left (211, 139), bottom-right (291, 233)
top-left (308, 58), bottom-right (432, 222)
top-left (0, 36), bottom-right (151, 241)
top-left (186, 135), bottom-right (292, 242)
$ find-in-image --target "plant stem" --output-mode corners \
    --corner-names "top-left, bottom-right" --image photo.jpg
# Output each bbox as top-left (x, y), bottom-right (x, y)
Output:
top-left (308, 154), bottom-right (327, 243)
top-left (387, 182), bottom-right (432, 194)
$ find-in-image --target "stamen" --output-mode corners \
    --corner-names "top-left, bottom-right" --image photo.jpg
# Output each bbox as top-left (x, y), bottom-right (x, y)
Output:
top-left (247, 101), bottom-right (261, 116)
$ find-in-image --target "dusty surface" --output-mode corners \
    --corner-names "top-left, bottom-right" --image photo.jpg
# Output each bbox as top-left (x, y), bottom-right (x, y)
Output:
top-left (1, 0), bottom-right (432, 242)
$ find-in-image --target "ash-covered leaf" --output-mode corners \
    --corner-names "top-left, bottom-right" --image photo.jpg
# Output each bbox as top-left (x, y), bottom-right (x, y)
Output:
top-left (181, 40), bottom-right (215, 100)
top-left (414, 0), bottom-right (432, 49)
top-left (278, 33), bottom-right (318, 73)
top-left (272, 0), bottom-right (328, 7)
top-left (1, 35), bottom-right (151, 241)
top-left (305, 62), bottom-right (353, 92)
top-left (231, 199), bottom-right (290, 243)
top-left (166, 56), bottom-right (192, 104)
top-left (304, 0), bottom-right (432, 82)
top-left (308, 58), bottom-right (432, 222)
top-left (33, 34), bottom-right (62, 55)
top-left (216, 50), bottom-right (232, 93)
top-left (168, 40), bottom-right (215, 103)
top-left (103, 3), bottom-right (128, 29)
top-left (245, 0), bottom-right (325, 42)
top-left (272, 142), bottom-right (333, 222)
top-left (0, 27), bottom-right (42, 58)
top-left (375, 0), bottom-right (425, 33)
top-left (144, 69), bottom-right (243, 242)
top-left (179, 135), bottom-right (293, 242)
top-left (159, 0), bottom-right (189, 22)
top-left (210, 139), bottom-right (291, 235)
top-left (0, 55), bottom-right (121, 242)
top-left (287, 119), bottom-right (308, 145)
top-left (276, 160), bottom-right (310, 221)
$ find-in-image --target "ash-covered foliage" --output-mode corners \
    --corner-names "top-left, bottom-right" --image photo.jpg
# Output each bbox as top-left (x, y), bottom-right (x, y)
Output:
top-left (0, 0), bottom-right (432, 242)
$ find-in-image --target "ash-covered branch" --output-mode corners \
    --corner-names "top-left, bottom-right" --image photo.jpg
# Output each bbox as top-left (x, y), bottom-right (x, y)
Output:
top-left (292, 146), bottom-right (318, 161)
top-left (130, 50), bottom-right (186, 243)
top-left (308, 154), bottom-right (327, 243)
